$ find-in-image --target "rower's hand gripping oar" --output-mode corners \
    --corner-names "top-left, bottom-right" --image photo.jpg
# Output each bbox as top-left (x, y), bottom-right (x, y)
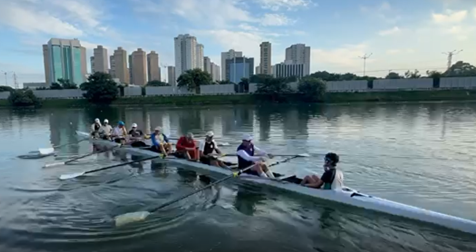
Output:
top-left (58, 153), bottom-right (167, 180)
top-left (44, 145), bottom-right (120, 168)
top-left (113, 154), bottom-right (305, 227)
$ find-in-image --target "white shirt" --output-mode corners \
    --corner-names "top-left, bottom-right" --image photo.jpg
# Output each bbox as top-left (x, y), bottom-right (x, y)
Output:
top-left (113, 126), bottom-right (127, 137)
top-left (100, 125), bottom-right (113, 135)
top-left (236, 145), bottom-right (267, 162)
top-left (331, 170), bottom-right (344, 190)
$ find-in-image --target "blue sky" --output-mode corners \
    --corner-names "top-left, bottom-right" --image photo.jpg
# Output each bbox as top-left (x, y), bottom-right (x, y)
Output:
top-left (0, 0), bottom-right (475, 85)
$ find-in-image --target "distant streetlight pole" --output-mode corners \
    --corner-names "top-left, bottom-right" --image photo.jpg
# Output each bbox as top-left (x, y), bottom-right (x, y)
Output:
top-left (442, 49), bottom-right (463, 70)
top-left (358, 53), bottom-right (372, 76)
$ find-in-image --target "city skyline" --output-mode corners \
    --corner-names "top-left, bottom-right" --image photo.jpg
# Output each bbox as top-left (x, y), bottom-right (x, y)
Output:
top-left (1, 0), bottom-right (476, 85)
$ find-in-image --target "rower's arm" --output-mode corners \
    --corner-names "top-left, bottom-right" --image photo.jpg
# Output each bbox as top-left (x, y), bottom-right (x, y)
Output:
top-left (198, 141), bottom-right (206, 157)
top-left (254, 146), bottom-right (268, 156)
top-left (163, 134), bottom-right (169, 143)
top-left (213, 140), bottom-right (222, 154)
top-left (237, 150), bottom-right (261, 162)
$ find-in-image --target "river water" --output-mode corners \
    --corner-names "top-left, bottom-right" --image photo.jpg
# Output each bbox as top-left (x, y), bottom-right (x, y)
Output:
top-left (0, 103), bottom-right (475, 252)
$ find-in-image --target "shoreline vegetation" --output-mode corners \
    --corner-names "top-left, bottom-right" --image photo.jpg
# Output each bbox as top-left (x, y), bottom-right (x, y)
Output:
top-left (2, 90), bottom-right (476, 108)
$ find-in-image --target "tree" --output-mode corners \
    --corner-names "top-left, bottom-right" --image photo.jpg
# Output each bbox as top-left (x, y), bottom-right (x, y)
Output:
top-left (298, 77), bottom-right (326, 102)
top-left (146, 80), bottom-right (169, 86)
top-left (8, 89), bottom-right (40, 107)
top-left (50, 82), bottom-right (63, 90)
top-left (0, 86), bottom-right (13, 92)
top-left (404, 69), bottom-right (421, 79)
top-left (238, 77), bottom-right (250, 93)
top-left (217, 80), bottom-right (229, 84)
top-left (426, 70), bottom-right (443, 78)
top-left (177, 68), bottom-right (212, 94)
top-left (444, 61), bottom-right (476, 77)
top-left (57, 78), bottom-right (78, 89)
top-left (385, 72), bottom-right (403, 79)
top-left (80, 72), bottom-right (118, 103)
top-left (256, 77), bottom-right (293, 95)
top-left (249, 74), bottom-right (274, 83)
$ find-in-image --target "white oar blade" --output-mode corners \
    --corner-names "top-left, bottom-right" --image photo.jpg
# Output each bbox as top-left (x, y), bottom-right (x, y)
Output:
top-left (297, 153), bottom-right (310, 157)
top-left (114, 211), bottom-right (151, 227)
top-left (218, 142), bottom-right (230, 147)
top-left (43, 162), bottom-right (66, 168)
top-left (39, 148), bottom-right (55, 155)
top-left (59, 172), bottom-right (86, 180)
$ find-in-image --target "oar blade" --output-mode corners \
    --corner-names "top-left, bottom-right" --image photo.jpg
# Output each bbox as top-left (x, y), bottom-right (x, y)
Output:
top-left (218, 142), bottom-right (230, 147)
top-left (297, 153), bottom-right (310, 157)
top-left (114, 211), bottom-right (151, 227)
top-left (43, 162), bottom-right (66, 168)
top-left (38, 148), bottom-right (55, 155)
top-left (59, 172), bottom-right (86, 180)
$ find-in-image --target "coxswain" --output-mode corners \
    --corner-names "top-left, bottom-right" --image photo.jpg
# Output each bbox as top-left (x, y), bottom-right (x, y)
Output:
top-left (236, 134), bottom-right (275, 178)
top-left (90, 118), bottom-right (102, 138)
top-left (100, 119), bottom-right (113, 140)
top-left (300, 152), bottom-right (344, 190)
top-left (175, 132), bottom-right (198, 161)
top-left (199, 131), bottom-right (229, 168)
top-left (150, 126), bottom-right (171, 154)
top-left (128, 123), bottom-right (147, 147)
top-left (112, 121), bottom-right (128, 144)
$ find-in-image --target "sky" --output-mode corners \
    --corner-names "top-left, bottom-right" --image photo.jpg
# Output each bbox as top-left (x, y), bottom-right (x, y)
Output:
top-left (0, 0), bottom-right (475, 85)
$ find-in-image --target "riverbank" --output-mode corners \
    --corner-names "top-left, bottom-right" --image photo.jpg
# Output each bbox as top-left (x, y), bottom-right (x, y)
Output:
top-left (1, 90), bottom-right (476, 108)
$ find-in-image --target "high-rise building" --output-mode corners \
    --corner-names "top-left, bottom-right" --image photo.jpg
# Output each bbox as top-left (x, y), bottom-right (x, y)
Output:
top-left (147, 51), bottom-right (160, 82)
top-left (210, 63), bottom-right (220, 82)
top-left (42, 38), bottom-right (87, 85)
top-left (92, 45), bottom-right (108, 73)
top-left (221, 49), bottom-right (242, 81)
top-left (203, 56), bottom-right (211, 75)
top-left (90, 56), bottom-right (95, 73)
top-left (109, 55), bottom-right (115, 77)
top-left (225, 57), bottom-right (254, 84)
top-left (174, 34), bottom-right (198, 78)
top-left (285, 44), bottom-right (311, 76)
top-left (255, 65), bottom-right (260, 75)
top-left (131, 48), bottom-right (147, 86)
top-left (260, 42), bottom-right (272, 75)
top-left (112, 47), bottom-right (129, 84)
top-left (273, 62), bottom-right (305, 79)
top-left (196, 44), bottom-right (204, 70)
top-left (167, 66), bottom-right (176, 86)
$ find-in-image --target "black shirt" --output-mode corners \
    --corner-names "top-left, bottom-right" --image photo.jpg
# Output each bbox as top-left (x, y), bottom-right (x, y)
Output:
top-left (321, 168), bottom-right (336, 189)
top-left (128, 129), bottom-right (143, 137)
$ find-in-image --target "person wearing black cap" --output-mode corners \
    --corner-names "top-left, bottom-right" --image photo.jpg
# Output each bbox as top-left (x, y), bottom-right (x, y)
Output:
top-left (301, 152), bottom-right (344, 190)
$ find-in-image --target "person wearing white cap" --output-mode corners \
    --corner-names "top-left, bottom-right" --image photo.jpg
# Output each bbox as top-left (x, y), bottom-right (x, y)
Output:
top-left (150, 126), bottom-right (171, 155)
top-left (236, 134), bottom-right (275, 178)
top-left (199, 131), bottom-right (229, 168)
top-left (128, 123), bottom-right (147, 147)
top-left (90, 118), bottom-right (102, 138)
top-left (99, 119), bottom-right (113, 140)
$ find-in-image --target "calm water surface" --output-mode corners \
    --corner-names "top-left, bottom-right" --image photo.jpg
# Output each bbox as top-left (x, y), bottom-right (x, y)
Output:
top-left (0, 103), bottom-right (476, 252)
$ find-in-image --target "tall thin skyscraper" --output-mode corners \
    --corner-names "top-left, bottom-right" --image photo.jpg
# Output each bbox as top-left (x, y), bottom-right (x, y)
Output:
top-left (167, 66), bottom-right (176, 86)
top-left (285, 44), bottom-right (311, 76)
top-left (131, 48), bottom-right (147, 86)
top-left (174, 34), bottom-right (198, 78)
top-left (147, 51), bottom-right (160, 82)
top-left (196, 44), bottom-right (204, 70)
top-left (112, 47), bottom-right (129, 84)
top-left (42, 38), bottom-right (87, 85)
top-left (203, 56), bottom-right (211, 75)
top-left (260, 42), bottom-right (272, 75)
top-left (92, 45), bottom-right (109, 73)
top-left (109, 55), bottom-right (115, 77)
top-left (221, 49), bottom-right (242, 81)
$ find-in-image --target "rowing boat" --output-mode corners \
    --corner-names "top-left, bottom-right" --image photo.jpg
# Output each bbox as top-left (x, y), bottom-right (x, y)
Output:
top-left (75, 131), bottom-right (476, 235)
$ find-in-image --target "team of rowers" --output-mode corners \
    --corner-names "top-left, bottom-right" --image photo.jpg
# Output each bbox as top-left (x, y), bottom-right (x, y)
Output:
top-left (91, 119), bottom-right (344, 190)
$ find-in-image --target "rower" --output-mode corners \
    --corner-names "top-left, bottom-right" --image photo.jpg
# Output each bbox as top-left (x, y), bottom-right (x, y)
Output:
top-left (300, 152), bottom-right (344, 190)
top-left (128, 123), bottom-right (147, 147)
top-left (99, 119), bottom-right (113, 140)
top-left (199, 131), bottom-right (229, 169)
top-left (150, 126), bottom-right (171, 155)
top-left (175, 132), bottom-right (198, 161)
top-left (90, 118), bottom-right (102, 138)
top-left (112, 121), bottom-right (128, 144)
top-left (236, 134), bottom-right (275, 178)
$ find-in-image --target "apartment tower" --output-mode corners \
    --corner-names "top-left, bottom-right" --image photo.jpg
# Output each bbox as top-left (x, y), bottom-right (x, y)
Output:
top-left (131, 48), bottom-right (147, 86)
top-left (111, 47), bottom-right (129, 84)
top-left (147, 51), bottom-right (160, 82)
top-left (196, 44), bottom-right (204, 70)
top-left (221, 49), bottom-right (242, 81)
top-left (285, 44), bottom-right (311, 76)
top-left (260, 42), bottom-right (272, 75)
top-left (167, 66), bottom-right (176, 86)
top-left (174, 34), bottom-right (198, 78)
top-left (92, 45), bottom-right (109, 73)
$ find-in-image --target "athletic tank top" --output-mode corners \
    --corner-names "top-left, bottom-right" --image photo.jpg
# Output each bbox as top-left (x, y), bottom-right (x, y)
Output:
top-left (203, 141), bottom-right (216, 155)
top-left (237, 144), bottom-right (254, 169)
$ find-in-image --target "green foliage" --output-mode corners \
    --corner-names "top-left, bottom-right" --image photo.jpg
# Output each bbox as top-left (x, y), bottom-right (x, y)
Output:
top-left (217, 80), bottom-right (229, 84)
top-left (146, 80), bottom-right (169, 86)
top-left (0, 86), bottom-right (14, 92)
top-left (177, 68), bottom-right (213, 94)
top-left (426, 70), bottom-right (443, 78)
top-left (255, 77), bottom-right (294, 102)
top-left (57, 78), bottom-right (78, 89)
top-left (444, 61), bottom-right (476, 77)
top-left (8, 89), bottom-right (40, 107)
top-left (50, 82), bottom-right (63, 90)
top-left (298, 77), bottom-right (326, 102)
top-left (404, 69), bottom-right (421, 79)
top-left (310, 71), bottom-right (376, 81)
top-left (249, 74), bottom-right (274, 83)
top-left (385, 72), bottom-right (403, 79)
top-left (80, 72), bottom-right (118, 103)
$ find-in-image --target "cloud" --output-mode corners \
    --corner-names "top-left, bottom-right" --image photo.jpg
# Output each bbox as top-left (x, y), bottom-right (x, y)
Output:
top-left (432, 10), bottom-right (467, 24)
top-left (379, 26), bottom-right (401, 36)
top-left (311, 44), bottom-right (373, 71)
top-left (360, 1), bottom-right (401, 23)
top-left (0, 1), bottom-right (83, 37)
top-left (261, 13), bottom-right (295, 26)
top-left (255, 0), bottom-right (313, 11)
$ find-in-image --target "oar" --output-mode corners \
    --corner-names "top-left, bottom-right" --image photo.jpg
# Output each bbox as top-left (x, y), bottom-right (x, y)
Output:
top-left (220, 153), bottom-right (310, 158)
top-left (43, 145), bottom-right (119, 168)
top-left (27, 139), bottom-right (89, 157)
top-left (58, 154), bottom-right (166, 180)
top-left (113, 154), bottom-right (304, 227)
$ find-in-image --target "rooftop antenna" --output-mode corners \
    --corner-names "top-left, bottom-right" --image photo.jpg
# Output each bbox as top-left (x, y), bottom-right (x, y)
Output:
top-left (358, 53), bottom-right (372, 76)
top-left (442, 50), bottom-right (462, 70)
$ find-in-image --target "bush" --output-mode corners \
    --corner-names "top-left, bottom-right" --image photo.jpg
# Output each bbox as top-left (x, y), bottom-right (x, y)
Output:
top-left (8, 89), bottom-right (40, 107)
top-left (298, 77), bottom-right (327, 102)
top-left (80, 72), bottom-right (118, 103)
top-left (0, 86), bottom-right (14, 92)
